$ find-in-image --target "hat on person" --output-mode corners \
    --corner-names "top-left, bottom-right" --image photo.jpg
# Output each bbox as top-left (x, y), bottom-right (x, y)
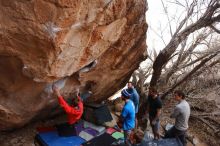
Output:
top-left (121, 89), bottom-right (131, 98)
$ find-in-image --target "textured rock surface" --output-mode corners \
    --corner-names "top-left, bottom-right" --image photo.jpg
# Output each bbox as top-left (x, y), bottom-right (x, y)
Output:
top-left (0, 0), bottom-right (147, 130)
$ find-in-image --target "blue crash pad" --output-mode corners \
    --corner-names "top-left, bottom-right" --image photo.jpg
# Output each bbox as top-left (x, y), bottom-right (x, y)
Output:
top-left (35, 131), bottom-right (86, 146)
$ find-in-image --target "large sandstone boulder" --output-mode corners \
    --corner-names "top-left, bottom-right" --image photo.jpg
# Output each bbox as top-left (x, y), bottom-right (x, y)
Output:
top-left (0, 0), bottom-right (147, 130)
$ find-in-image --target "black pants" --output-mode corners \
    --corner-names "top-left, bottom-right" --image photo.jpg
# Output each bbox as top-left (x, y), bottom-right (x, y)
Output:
top-left (55, 120), bottom-right (82, 137)
top-left (56, 122), bottom-right (75, 137)
top-left (164, 126), bottom-right (186, 146)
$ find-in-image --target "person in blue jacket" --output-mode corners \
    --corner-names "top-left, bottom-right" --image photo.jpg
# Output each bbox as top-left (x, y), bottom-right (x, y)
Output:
top-left (120, 89), bottom-right (135, 146)
top-left (127, 82), bottom-right (140, 128)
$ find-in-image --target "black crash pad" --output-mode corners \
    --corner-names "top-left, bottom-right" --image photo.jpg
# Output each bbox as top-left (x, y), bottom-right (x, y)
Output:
top-left (83, 103), bottom-right (113, 125)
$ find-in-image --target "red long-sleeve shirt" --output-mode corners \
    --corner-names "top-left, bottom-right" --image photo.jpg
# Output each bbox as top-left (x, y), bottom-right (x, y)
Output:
top-left (58, 96), bottom-right (83, 125)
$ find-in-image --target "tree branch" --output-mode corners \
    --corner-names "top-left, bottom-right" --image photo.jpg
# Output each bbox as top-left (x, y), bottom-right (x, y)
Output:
top-left (161, 52), bottom-right (218, 99)
top-left (150, 1), bottom-right (220, 87)
top-left (210, 25), bottom-right (220, 34)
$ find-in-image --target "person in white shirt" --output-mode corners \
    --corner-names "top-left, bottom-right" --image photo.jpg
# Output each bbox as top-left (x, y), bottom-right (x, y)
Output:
top-left (165, 90), bottom-right (190, 146)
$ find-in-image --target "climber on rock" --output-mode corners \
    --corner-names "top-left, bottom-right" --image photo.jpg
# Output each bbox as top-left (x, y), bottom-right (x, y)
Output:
top-left (53, 85), bottom-right (83, 125)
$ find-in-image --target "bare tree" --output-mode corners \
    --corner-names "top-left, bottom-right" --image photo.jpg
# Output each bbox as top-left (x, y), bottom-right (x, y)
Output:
top-left (132, 0), bottom-right (220, 115)
top-left (150, 0), bottom-right (220, 88)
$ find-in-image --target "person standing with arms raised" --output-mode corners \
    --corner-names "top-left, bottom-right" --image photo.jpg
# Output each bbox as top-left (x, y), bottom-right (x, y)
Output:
top-left (53, 85), bottom-right (83, 126)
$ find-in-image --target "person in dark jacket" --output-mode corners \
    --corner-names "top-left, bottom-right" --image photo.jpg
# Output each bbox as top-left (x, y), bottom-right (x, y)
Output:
top-left (147, 87), bottom-right (162, 139)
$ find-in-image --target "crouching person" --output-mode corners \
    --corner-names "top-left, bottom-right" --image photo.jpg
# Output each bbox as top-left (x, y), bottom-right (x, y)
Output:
top-left (165, 90), bottom-right (190, 146)
top-left (120, 89), bottom-right (135, 146)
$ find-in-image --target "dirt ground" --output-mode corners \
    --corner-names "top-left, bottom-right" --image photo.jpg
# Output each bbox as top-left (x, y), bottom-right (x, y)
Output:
top-left (0, 96), bottom-right (219, 146)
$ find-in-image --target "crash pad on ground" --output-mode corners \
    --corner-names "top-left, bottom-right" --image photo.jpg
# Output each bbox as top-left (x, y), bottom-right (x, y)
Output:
top-left (112, 131), bottom-right (124, 140)
top-left (106, 127), bottom-right (117, 134)
top-left (82, 133), bottom-right (117, 146)
top-left (35, 131), bottom-right (86, 146)
top-left (83, 121), bottom-right (106, 134)
top-left (79, 131), bottom-right (94, 141)
top-left (83, 127), bottom-right (99, 136)
top-left (83, 103), bottom-right (113, 125)
top-left (79, 127), bottom-right (99, 141)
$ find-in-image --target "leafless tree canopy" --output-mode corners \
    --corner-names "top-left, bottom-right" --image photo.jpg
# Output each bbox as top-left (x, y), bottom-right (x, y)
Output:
top-left (132, 0), bottom-right (220, 104)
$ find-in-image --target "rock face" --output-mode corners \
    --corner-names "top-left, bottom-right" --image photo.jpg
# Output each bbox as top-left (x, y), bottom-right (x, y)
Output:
top-left (0, 0), bottom-right (147, 130)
